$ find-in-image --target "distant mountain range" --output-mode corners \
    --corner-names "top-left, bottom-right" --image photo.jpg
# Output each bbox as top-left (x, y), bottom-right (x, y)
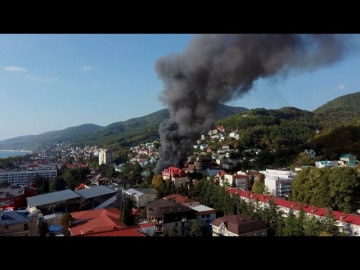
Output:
top-left (2, 91), bottom-right (360, 152)
top-left (0, 103), bottom-right (248, 151)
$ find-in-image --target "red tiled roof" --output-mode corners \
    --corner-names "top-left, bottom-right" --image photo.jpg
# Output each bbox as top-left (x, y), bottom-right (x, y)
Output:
top-left (163, 193), bottom-right (198, 204)
top-left (70, 208), bottom-right (127, 236)
top-left (80, 226), bottom-right (147, 237)
top-left (227, 188), bottom-right (360, 226)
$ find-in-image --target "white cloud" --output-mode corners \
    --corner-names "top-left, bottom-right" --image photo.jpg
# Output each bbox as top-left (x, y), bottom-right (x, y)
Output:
top-left (26, 75), bottom-right (58, 82)
top-left (5, 66), bottom-right (27, 72)
top-left (338, 84), bottom-right (346, 90)
top-left (81, 65), bottom-right (93, 71)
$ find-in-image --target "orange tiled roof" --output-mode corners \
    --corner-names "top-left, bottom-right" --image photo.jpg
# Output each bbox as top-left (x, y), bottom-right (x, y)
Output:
top-left (79, 226), bottom-right (147, 237)
top-left (70, 208), bottom-right (127, 236)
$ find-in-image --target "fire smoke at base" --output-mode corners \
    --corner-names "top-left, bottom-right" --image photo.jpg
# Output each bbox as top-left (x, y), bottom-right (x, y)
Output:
top-left (153, 34), bottom-right (354, 174)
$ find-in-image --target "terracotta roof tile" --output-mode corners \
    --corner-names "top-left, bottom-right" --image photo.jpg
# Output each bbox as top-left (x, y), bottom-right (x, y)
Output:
top-left (70, 208), bottom-right (127, 236)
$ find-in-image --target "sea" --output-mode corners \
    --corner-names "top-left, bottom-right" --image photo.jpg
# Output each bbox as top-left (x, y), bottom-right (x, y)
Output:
top-left (0, 150), bottom-right (33, 159)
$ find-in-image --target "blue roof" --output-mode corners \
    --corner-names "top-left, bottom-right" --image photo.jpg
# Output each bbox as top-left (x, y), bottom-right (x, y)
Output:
top-left (0, 212), bottom-right (29, 225)
top-left (26, 189), bottom-right (80, 207)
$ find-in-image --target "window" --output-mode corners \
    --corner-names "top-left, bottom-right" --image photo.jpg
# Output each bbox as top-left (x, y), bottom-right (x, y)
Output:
top-left (5, 225), bottom-right (9, 230)
top-left (24, 224), bottom-right (29, 230)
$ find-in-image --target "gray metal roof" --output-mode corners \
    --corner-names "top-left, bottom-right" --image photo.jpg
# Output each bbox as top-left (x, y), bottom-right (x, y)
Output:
top-left (74, 185), bottom-right (117, 199)
top-left (125, 188), bottom-right (157, 198)
top-left (0, 212), bottom-right (29, 225)
top-left (26, 189), bottom-right (80, 207)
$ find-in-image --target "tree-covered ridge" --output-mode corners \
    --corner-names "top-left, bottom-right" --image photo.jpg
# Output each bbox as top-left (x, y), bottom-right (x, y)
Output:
top-left (304, 125), bottom-right (360, 160)
top-left (313, 91), bottom-right (360, 130)
top-left (0, 103), bottom-right (248, 151)
top-left (215, 107), bottom-right (319, 150)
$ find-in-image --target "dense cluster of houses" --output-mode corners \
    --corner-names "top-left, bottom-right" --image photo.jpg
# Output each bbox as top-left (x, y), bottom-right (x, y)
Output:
top-left (1, 125), bottom-right (360, 236)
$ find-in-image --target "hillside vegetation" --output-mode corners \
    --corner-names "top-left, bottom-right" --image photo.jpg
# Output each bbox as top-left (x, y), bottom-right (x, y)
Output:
top-left (2, 91), bottom-right (360, 155)
top-left (313, 92), bottom-right (360, 130)
top-left (0, 104), bottom-right (248, 151)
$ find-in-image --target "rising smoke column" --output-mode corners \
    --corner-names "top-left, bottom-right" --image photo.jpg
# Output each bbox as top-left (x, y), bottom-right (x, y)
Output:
top-left (153, 34), bottom-right (352, 174)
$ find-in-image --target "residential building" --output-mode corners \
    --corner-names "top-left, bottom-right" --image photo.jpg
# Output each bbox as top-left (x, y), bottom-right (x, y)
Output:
top-left (189, 204), bottom-right (216, 229)
top-left (147, 199), bottom-right (197, 236)
top-left (162, 167), bottom-right (188, 188)
top-left (0, 168), bottom-right (57, 186)
top-left (70, 208), bottom-right (128, 236)
top-left (98, 149), bottom-right (112, 165)
top-left (227, 188), bottom-right (360, 236)
top-left (0, 186), bottom-right (36, 210)
top-left (304, 149), bottom-right (316, 159)
top-left (211, 214), bottom-right (268, 236)
top-left (315, 160), bottom-right (338, 168)
top-left (223, 171), bottom-right (249, 189)
top-left (339, 153), bottom-right (359, 167)
top-left (261, 169), bottom-right (297, 198)
top-left (195, 155), bottom-right (213, 170)
top-left (123, 188), bottom-right (157, 209)
top-left (0, 211), bottom-right (38, 236)
top-left (163, 193), bottom-right (199, 207)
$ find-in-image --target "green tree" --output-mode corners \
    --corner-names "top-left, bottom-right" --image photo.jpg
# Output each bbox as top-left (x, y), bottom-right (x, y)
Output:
top-left (168, 224), bottom-right (179, 236)
top-left (252, 180), bottom-right (265, 194)
top-left (294, 151), bottom-right (314, 167)
top-left (120, 197), bottom-right (135, 226)
top-left (328, 167), bottom-right (360, 213)
top-left (49, 176), bottom-right (67, 192)
top-left (63, 167), bottom-right (90, 190)
top-left (190, 220), bottom-right (203, 236)
top-left (303, 215), bottom-right (323, 236)
top-left (38, 219), bottom-right (49, 237)
top-left (33, 174), bottom-right (49, 194)
top-left (319, 208), bottom-right (341, 236)
top-left (60, 213), bottom-right (73, 237)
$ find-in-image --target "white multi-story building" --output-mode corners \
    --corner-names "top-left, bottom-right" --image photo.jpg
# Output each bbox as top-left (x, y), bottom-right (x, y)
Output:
top-left (0, 169), bottom-right (57, 186)
top-left (123, 188), bottom-right (157, 209)
top-left (98, 149), bottom-right (112, 165)
top-left (260, 169), bottom-right (297, 198)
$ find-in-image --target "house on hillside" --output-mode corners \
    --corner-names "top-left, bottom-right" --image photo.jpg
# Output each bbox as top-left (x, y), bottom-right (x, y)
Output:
top-left (339, 154), bottom-right (359, 167)
top-left (304, 149), bottom-right (316, 159)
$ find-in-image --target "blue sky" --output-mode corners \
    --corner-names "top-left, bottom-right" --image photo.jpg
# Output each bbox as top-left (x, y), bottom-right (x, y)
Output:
top-left (1, 34), bottom-right (360, 141)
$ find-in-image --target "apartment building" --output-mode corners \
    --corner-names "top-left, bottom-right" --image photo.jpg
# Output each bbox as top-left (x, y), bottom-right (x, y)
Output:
top-left (260, 169), bottom-right (297, 198)
top-left (147, 199), bottom-right (197, 236)
top-left (227, 188), bottom-right (360, 236)
top-left (0, 168), bottom-right (57, 186)
top-left (98, 149), bottom-right (112, 165)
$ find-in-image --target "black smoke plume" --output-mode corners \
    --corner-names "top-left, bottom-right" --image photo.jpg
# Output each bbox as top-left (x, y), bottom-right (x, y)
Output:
top-left (153, 34), bottom-right (353, 174)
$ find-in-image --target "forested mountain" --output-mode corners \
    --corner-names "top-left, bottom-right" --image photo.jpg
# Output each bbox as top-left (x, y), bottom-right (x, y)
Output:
top-left (2, 91), bottom-right (360, 153)
top-left (0, 103), bottom-right (248, 151)
top-left (313, 92), bottom-right (360, 130)
top-left (215, 107), bottom-right (320, 151)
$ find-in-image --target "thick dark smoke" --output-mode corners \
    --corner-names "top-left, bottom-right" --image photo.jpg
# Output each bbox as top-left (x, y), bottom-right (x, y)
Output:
top-left (153, 34), bottom-right (352, 174)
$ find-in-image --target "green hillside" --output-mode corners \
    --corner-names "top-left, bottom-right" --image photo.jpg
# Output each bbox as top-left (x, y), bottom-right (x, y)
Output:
top-left (313, 92), bottom-right (360, 130)
top-left (0, 103), bottom-right (248, 151)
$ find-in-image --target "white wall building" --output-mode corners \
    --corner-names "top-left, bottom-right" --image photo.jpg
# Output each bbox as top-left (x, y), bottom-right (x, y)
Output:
top-left (0, 169), bottom-right (57, 186)
top-left (260, 169), bottom-right (297, 198)
top-left (123, 188), bottom-right (157, 209)
top-left (98, 149), bottom-right (112, 165)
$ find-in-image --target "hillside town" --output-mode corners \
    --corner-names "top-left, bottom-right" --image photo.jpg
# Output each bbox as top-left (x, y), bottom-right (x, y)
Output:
top-left (1, 125), bottom-right (360, 237)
